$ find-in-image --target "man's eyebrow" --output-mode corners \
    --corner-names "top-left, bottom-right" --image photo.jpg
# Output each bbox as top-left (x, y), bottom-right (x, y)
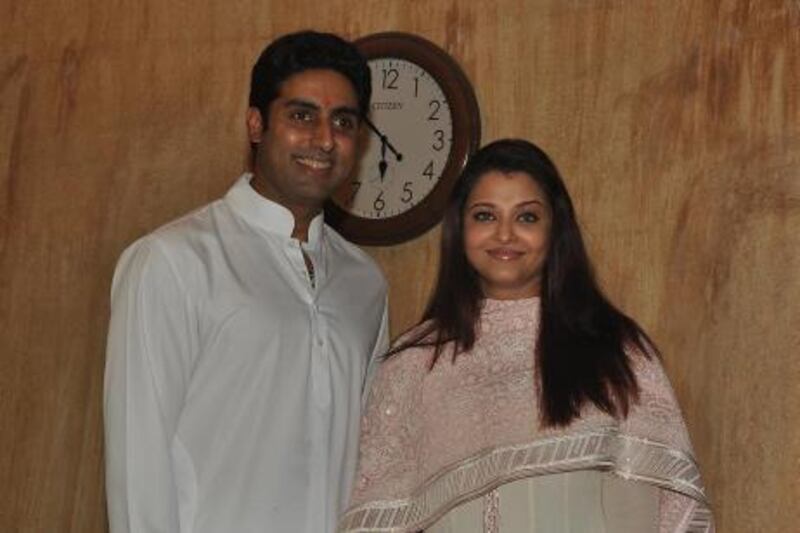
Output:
top-left (335, 106), bottom-right (361, 118)
top-left (282, 99), bottom-right (360, 117)
top-left (283, 99), bottom-right (320, 111)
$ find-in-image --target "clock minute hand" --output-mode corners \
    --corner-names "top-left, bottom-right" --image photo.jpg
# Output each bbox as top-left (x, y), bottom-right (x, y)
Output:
top-left (362, 115), bottom-right (403, 162)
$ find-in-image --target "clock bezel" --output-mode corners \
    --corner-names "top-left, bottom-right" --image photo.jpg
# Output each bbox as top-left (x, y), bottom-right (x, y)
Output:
top-left (325, 32), bottom-right (481, 246)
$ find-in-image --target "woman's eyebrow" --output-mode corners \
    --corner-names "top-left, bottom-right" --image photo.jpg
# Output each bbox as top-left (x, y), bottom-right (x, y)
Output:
top-left (466, 201), bottom-right (496, 209)
top-left (467, 199), bottom-right (544, 209)
top-left (516, 199), bottom-right (545, 207)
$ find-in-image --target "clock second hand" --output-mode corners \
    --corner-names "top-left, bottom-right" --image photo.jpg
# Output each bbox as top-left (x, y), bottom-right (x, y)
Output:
top-left (362, 115), bottom-right (403, 162)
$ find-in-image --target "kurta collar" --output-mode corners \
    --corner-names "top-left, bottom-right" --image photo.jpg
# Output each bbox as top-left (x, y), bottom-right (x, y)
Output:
top-left (481, 296), bottom-right (541, 315)
top-left (225, 173), bottom-right (325, 248)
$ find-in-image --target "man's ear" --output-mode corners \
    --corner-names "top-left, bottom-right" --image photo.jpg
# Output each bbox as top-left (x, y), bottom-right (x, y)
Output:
top-left (246, 107), bottom-right (264, 143)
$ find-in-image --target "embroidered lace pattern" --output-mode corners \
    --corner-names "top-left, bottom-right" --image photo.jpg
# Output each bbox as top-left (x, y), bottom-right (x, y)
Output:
top-left (340, 298), bottom-right (714, 532)
top-left (483, 488), bottom-right (499, 533)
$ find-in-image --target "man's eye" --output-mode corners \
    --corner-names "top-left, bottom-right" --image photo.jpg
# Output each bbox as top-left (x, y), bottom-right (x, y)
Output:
top-left (334, 115), bottom-right (357, 131)
top-left (518, 212), bottom-right (539, 223)
top-left (290, 110), bottom-right (313, 122)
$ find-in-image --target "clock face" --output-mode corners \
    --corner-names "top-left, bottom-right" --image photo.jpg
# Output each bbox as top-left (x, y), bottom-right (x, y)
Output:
top-left (325, 32), bottom-right (480, 246)
top-left (331, 58), bottom-right (453, 219)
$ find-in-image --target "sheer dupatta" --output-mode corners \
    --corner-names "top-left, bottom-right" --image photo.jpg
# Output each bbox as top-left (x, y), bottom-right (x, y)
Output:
top-left (339, 299), bottom-right (713, 533)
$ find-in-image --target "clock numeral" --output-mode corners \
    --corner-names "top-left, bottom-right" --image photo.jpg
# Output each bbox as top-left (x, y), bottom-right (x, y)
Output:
top-left (401, 182), bottom-right (414, 204)
top-left (348, 180), bottom-right (361, 206)
top-left (428, 100), bottom-right (441, 121)
top-left (382, 68), bottom-right (399, 90)
top-left (414, 77), bottom-right (419, 97)
top-left (423, 161), bottom-right (435, 180)
top-left (432, 129), bottom-right (446, 151)
top-left (373, 190), bottom-right (386, 213)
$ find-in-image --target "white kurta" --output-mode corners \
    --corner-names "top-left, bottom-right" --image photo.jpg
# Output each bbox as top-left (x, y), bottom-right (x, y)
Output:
top-left (104, 174), bottom-right (389, 533)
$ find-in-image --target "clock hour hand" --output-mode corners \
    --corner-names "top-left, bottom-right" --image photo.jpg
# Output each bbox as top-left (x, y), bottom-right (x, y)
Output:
top-left (363, 115), bottom-right (403, 162)
top-left (378, 142), bottom-right (388, 181)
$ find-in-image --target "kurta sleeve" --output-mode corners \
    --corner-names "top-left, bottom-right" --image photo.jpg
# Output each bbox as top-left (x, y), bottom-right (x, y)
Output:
top-left (621, 353), bottom-right (715, 533)
top-left (362, 295), bottom-right (390, 406)
top-left (104, 239), bottom-right (197, 533)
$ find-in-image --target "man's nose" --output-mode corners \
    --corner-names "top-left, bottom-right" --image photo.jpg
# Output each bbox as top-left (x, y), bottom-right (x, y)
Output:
top-left (314, 120), bottom-right (335, 152)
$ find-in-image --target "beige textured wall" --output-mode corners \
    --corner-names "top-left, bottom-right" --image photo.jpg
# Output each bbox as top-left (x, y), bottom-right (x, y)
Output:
top-left (2, 1), bottom-right (798, 531)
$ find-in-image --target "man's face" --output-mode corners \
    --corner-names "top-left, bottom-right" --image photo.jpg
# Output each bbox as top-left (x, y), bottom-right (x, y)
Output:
top-left (248, 68), bottom-right (362, 215)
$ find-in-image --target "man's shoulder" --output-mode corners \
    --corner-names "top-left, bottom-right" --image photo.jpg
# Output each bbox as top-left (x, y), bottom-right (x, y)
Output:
top-left (115, 198), bottom-right (227, 276)
top-left (325, 225), bottom-right (387, 282)
top-left (149, 199), bottom-right (222, 245)
top-left (324, 225), bottom-right (379, 267)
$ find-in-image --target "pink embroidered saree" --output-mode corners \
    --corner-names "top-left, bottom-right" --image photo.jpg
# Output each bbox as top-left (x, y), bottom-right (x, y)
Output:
top-left (340, 298), bottom-right (714, 532)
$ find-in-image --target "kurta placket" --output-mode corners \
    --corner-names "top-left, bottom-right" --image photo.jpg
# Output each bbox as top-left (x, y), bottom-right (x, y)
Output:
top-left (290, 234), bottom-right (334, 530)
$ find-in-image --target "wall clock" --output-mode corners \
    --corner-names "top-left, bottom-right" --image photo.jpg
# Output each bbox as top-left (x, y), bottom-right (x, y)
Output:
top-left (326, 32), bottom-right (481, 246)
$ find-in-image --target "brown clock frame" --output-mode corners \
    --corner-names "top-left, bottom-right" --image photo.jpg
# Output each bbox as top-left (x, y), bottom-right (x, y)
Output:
top-left (325, 32), bottom-right (481, 246)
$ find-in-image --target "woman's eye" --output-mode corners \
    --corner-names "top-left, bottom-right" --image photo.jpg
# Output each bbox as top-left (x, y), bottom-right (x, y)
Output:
top-left (518, 212), bottom-right (539, 223)
top-left (473, 211), bottom-right (495, 222)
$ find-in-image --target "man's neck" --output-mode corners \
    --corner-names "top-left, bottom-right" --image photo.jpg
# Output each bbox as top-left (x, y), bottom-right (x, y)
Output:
top-left (249, 173), bottom-right (319, 242)
top-left (292, 220), bottom-right (311, 242)
top-left (287, 207), bottom-right (319, 242)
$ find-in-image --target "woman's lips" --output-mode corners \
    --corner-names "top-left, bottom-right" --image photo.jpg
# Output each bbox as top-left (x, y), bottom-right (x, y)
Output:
top-left (486, 248), bottom-right (524, 260)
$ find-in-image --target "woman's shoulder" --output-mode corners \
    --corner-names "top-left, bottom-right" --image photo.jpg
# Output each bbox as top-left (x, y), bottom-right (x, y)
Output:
top-left (391, 319), bottom-right (438, 350)
top-left (624, 335), bottom-right (668, 385)
top-left (373, 320), bottom-right (442, 379)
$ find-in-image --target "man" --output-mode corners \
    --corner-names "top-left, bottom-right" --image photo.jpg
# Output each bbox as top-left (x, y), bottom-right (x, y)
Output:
top-left (104, 31), bottom-right (389, 533)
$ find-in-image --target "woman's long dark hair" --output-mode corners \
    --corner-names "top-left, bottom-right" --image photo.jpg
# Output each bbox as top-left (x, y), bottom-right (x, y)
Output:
top-left (390, 138), bottom-right (654, 427)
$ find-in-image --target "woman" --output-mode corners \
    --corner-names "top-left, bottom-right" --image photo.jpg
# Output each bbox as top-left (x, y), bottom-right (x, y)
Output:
top-left (339, 139), bottom-right (714, 532)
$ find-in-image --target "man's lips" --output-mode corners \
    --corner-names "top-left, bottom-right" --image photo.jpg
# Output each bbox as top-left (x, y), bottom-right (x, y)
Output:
top-left (294, 155), bottom-right (333, 170)
top-left (486, 248), bottom-right (525, 260)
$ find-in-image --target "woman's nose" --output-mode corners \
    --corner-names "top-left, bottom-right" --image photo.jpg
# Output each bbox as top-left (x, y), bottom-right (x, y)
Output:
top-left (496, 218), bottom-right (514, 242)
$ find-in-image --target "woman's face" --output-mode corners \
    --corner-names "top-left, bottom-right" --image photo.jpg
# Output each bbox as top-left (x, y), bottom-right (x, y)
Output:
top-left (463, 170), bottom-right (552, 300)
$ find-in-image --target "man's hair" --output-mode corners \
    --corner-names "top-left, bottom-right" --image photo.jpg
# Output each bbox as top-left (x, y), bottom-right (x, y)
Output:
top-left (249, 30), bottom-right (372, 123)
